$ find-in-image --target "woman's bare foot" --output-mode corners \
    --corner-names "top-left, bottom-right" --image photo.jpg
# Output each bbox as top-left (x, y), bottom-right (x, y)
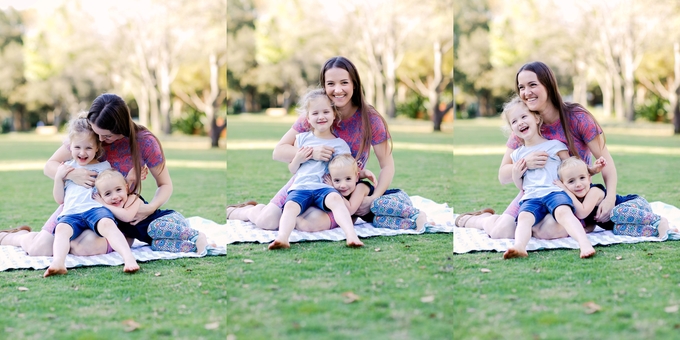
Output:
top-left (503, 247), bottom-right (528, 259)
top-left (415, 212), bottom-right (427, 231)
top-left (268, 239), bottom-right (290, 250)
top-left (580, 246), bottom-right (596, 259)
top-left (346, 238), bottom-right (364, 247)
top-left (657, 217), bottom-right (671, 238)
top-left (195, 232), bottom-right (208, 254)
top-left (44, 266), bottom-right (68, 277)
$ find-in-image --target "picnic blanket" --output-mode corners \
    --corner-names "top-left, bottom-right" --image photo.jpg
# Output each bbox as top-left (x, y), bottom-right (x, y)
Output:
top-left (453, 201), bottom-right (680, 254)
top-left (225, 196), bottom-right (454, 244)
top-left (0, 217), bottom-right (227, 272)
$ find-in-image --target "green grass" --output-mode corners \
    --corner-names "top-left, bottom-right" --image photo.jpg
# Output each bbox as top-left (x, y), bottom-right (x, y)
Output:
top-left (453, 118), bottom-right (680, 340)
top-left (226, 114), bottom-right (454, 339)
top-left (0, 133), bottom-right (227, 339)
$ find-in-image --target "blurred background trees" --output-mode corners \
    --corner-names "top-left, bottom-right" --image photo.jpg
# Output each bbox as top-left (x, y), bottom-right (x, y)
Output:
top-left (0, 0), bottom-right (226, 146)
top-left (454, 0), bottom-right (680, 134)
top-left (226, 0), bottom-right (454, 131)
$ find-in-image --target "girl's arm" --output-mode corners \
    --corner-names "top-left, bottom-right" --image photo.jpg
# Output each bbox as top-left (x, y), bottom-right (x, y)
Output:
top-left (45, 144), bottom-right (97, 187)
top-left (131, 163), bottom-right (173, 224)
top-left (273, 128), bottom-right (334, 163)
top-left (587, 136), bottom-right (618, 221)
top-left (98, 196), bottom-right (143, 223)
top-left (498, 148), bottom-right (515, 185)
top-left (345, 183), bottom-right (371, 215)
top-left (52, 163), bottom-right (73, 204)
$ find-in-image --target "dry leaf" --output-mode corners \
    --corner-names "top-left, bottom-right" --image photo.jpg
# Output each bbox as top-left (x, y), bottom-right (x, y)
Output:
top-left (17, 287), bottom-right (29, 291)
top-left (155, 272), bottom-right (162, 277)
top-left (243, 259), bottom-right (254, 264)
top-left (374, 248), bottom-right (381, 252)
top-left (342, 291), bottom-right (360, 303)
top-left (421, 295), bottom-right (435, 303)
top-left (227, 335), bottom-right (237, 340)
top-left (122, 319), bottom-right (141, 332)
top-left (616, 256), bottom-right (622, 260)
top-left (583, 301), bottom-right (602, 314)
top-left (480, 268), bottom-right (491, 273)
top-left (665, 305), bottom-right (679, 313)
top-left (204, 322), bottom-right (219, 330)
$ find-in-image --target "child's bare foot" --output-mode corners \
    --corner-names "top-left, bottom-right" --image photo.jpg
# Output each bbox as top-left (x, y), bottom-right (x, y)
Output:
top-left (195, 232), bottom-right (208, 254)
top-left (580, 246), bottom-right (596, 259)
top-left (415, 212), bottom-right (427, 231)
top-left (268, 239), bottom-right (290, 250)
top-left (658, 217), bottom-right (670, 238)
top-left (124, 261), bottom-right (140, 273)
top-left (503, 248), bottom-right (528, 259)
top-left (346, 238), bottom-right (364, 247)
top-left (43, 266), bottom-right (67, 277)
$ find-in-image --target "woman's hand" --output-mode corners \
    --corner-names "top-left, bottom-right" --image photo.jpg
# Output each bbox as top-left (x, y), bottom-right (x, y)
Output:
top-left (523, 151), bottom-right (549, 169)
top-left (312, 145), bottom-right (334, 162)
top-left (65, 167), bottom-right (97, 187)
top-left (596, 194), bottom-right (616, 222)
top-left (355, 195), bottom-right (375, 216)
top-left (359, 169), bottom-right (377, 184)
top-left (130, 203), bottom-right (155, 225)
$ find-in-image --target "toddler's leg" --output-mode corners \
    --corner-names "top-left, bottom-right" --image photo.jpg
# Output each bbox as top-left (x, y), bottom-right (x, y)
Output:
top-left (44, 223), bottom-right (72, 277)
top-left (504, 213), bottom-right (534, 259)
top-left (97, 219), bottom-right (139, 273)
top-left (610, 197), bottom-right (660, 226)
top-left (325, 193), bottom-right (363, 247)
top-left (269, 201), bottom-right (301, 250)
top-left (554, 206), bottom-right (595, 258)
top-left (147, 212), bottom-right (198, 241)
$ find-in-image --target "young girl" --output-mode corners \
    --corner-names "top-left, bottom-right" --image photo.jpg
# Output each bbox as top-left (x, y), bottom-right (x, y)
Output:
top-left (46, 116), bottom-right (139, 277)
top-left (94, 169), bottom-right (210, 254)
top-left (501, 97), bottom-right (596, 259)
top-left (269, 89), bottom-right (363, 249)
top-left (328, 154), bottom-right (427, 231)
top-left (555, 156), bottom-right (675, 238)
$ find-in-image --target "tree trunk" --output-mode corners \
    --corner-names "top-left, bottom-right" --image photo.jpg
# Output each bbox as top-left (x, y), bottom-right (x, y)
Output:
top-left (433, 101), bottom-right (453, 132)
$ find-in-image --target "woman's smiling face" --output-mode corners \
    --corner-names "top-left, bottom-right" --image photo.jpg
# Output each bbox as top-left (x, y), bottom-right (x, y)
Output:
top-left (324, 67), bottom-right (354, 110)
top-left (517, 70), bottom-right (549, 113)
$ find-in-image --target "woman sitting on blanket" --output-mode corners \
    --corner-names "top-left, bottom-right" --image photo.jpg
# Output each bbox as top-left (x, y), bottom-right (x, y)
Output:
top-left (0, 94), bottom-right (173, 255)
top-left (227, 56), bottom-right (395, 232)
top-left (328, 154), bottom-right (428, 231)
top-left (456, 61), bottom-right (619, 240)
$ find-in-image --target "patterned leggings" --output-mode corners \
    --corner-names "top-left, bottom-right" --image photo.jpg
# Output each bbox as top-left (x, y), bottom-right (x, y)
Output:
top-left (370, 189), bottom-right (421, 230)
top-left (610, 197), bottom-right (661, 237)
top-left (147, 212), bottom-right (199, 252)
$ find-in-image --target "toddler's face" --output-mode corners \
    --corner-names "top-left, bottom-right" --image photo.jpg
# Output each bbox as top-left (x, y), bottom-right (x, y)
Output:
top-left (560, 164), bottom-right (591, 198)
top-left (329, 164), bottom-right (358, 197)
top-left (96, 176), bottom-right (129, 207)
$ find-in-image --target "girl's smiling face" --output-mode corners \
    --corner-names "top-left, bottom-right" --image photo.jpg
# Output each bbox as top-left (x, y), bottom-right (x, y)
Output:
top-left (70, 133), bottom-right (99, 166)
top-left (507, 105), bottom-right (540, 141)
top-left (329, 164), bottom-right (358, 197)
top-left (307, 97), bottom-right (336, 133)
top-left (559, 163), bottom-right (592, 198)
top-left (324, 67), bottom-right (354, 110)
top-left (96, 175), bottom-right (129, 207)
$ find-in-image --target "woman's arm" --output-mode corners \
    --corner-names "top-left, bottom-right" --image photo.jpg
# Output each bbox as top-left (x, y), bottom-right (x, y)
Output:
top-left (588, 136), bottom-right (617, 221)
top-left (273, 128), bottom-right (334, 163)
top-left (131, 163), bottom-right (173, 224)
top-left (45, 144), bottom-right (97, 187)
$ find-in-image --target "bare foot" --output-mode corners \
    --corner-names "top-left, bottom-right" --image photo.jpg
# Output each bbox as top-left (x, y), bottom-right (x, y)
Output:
top-left (195, 232), bottom-right (208, 254)
top-left (346, 238), bottom-right (364, 247)
top-left (43, 266), bottom-right (67, 277)
top-left (416, 212), bottom-right (427, 231)
top-left (124, 262), bottom-right (140, 273)
top-left (580, 247), bottom-right (596, 259)
top-left (268, 239), bottom-right (290, 250)
top-left (503, 248), bottom-right (528, 259)
top-left (657, 217), bottom-right (670, 238)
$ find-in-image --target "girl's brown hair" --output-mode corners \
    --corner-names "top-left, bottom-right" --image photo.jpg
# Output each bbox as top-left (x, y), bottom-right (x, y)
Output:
top-left (319, 56), bottom-right (392, 160)
top-left (515, 61), bottom-right (604, 160)
top-left (87, 93), bottom-right (165, 194)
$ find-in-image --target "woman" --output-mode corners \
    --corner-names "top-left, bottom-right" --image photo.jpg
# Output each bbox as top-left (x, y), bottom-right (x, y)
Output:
top-left (456, 61), bottom-right (618, 239)
top-left (227, 56), bottom-right (395, 232)
top-left (0, 93), bottom-right (172, 255)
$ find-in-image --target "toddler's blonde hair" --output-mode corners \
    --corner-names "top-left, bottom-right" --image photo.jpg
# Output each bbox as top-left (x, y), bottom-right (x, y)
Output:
top-left (328, 153), bottom-right (358, 174)
top-left (558, 156), bottom-right (588, 180)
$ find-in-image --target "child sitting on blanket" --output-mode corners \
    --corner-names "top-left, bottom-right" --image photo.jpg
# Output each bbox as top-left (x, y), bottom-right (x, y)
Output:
top-left (46, 115), bottom-right (139, 277)
top-left (327, 154), bottom-right (428, 231)
top-left (94, 169), bottom-right (211, 254)
top-left (555, 156), bottom-right (677, 238)
top-left (269, 88), bottom-right (363, 250)
top-left (501, 96), bottom-right (596, 260)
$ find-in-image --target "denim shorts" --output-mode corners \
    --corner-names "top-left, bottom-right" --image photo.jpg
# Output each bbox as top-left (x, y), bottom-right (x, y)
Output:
top-left (518, 191), bottom-right (574, 226)
top-left (285, 187), bottom-right (339, 215)
top-left (56, 207), bottom-right (116, 240)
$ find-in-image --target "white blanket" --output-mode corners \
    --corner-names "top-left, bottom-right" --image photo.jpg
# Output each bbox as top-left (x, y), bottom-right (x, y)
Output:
top-left (453, 201), bottom-right (680, 254)
top-left (225, 196), bottom-right (454, 244)
top-left (0, 217), bottom-right (226, 271)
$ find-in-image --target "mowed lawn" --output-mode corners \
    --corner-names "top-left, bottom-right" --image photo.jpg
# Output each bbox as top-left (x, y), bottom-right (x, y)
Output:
top-left (0, 133), bottom-right (227, 339)
top-left (226, 114), bottom-right (454, 339)
top-left (453, 118), bottom-right (680, 339)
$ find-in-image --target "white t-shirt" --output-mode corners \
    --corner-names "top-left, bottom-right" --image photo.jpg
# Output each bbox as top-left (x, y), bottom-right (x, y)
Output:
top-left (59, 160), bottom-right (112, 216)
top-left (289, 132), bottom-right (351, 192)
top-left (511, 140), bottom-right (567, 200)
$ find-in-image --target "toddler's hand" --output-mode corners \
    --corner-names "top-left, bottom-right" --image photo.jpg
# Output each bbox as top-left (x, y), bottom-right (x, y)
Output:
top-left (589, 156), bottom-right (606, 175)
top-left (553, 179), bottom-right (566, 190)
top-left (359, 169), bottom-right (377, 184)
top-left (323, 173), bottom-right (332, 186)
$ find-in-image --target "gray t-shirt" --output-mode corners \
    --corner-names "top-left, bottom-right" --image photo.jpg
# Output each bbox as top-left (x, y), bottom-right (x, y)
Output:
top-left (511, 140), bottom-right (567, 200)
top-left (289, 132), bottom-right (351, 192)
top-left (59, 160), bottom-right (112, 216)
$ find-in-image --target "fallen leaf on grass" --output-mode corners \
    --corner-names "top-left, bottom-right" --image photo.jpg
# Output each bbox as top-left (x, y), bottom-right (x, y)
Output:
top-left (480, 268), bottom-right (491, 273)
top-left (342, 292), bottom-right (360, 303)
top-left (17, 287), bottom-right (29, 291)
top-left (155, 272), bottom-right (161, 277)
top-left (204, 322), bottom-right (219, 330)
top-left (122, 319), bottom-right (141, 332)
top-left (616, 256), bottom-right (622, 260)
top-left (583, 301), bottom-right (602, 314)
top-left (243, 259), bottom-right (254, 264)
top-left (665, 305), bottom-right (679, 313)
top-left (421, 295), bottom-right (435, 303)
top-left (227, 335), bottom-right (237, 340)
top-left (374, 248), bottom-right (381, 252)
